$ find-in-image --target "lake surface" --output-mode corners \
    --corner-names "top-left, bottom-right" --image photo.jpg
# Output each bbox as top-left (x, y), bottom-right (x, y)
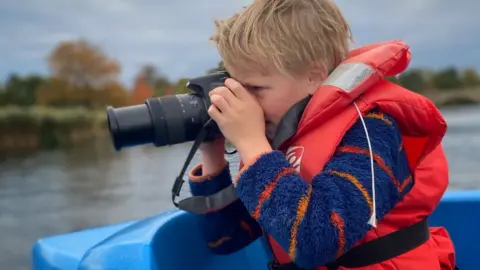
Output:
top-left (1, 106), bottom-right (480, 269)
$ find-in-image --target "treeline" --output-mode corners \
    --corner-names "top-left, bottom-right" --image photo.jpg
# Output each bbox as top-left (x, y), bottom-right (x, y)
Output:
top-left (0, 38), bottom-right (479, 154)
top-left (1, 40), bottom-right (124, 109)
top-left (1, 39), bottom-right (480, 110)
top-left (3, 66), bottom-right (480, 109)
top-left (0, 40), bottom-right (193, 109)
top-left (0, 41), bottom-right (227, 109)
top-left (386, 68), bottom-right (480, 92)
top-left (2, 38), bottom-right (479, 109)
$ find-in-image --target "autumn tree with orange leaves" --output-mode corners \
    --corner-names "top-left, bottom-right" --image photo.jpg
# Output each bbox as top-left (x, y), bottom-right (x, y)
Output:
top-left (48, 39), bottom-right (120, 88)
top-left (130, 72), bottom-right (155, 105)
top-left (36, 39), bottom-right (129, 108)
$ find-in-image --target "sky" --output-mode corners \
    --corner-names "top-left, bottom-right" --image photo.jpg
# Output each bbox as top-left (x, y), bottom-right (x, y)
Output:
top-left (0, 0), bottom-right (478, 87)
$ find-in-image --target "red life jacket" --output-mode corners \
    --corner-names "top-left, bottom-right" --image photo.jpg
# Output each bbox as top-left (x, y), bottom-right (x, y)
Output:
top-left (267, 40), bottom-right (456, 269)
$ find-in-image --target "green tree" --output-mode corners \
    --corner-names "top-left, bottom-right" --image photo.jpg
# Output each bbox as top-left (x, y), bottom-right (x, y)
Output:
top-left (385, 76), bottom-right (399, 84)
top-left (398, 69), bottom-right (426, 92)
top-left (173, 78), bottom-right (191, 94)
top-left (0, 81), bottom-right (5, 105)
top-left (0, 74), bottom-right (46, 106)
top-left (460, 68), bottom-right (480, 87)
top-left (431, 67), bottom-right (463, 90)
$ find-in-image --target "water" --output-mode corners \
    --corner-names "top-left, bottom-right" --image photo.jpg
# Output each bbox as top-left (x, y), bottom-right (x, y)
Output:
top-left (1, 106), bottom-right (479, 269)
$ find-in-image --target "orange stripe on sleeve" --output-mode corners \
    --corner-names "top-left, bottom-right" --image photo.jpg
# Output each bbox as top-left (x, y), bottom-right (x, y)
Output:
top-left (337, 146), bottom-right (403, 192)
top-left (399, 175), bottom-right (413, 193)
top-left (364, 112), bottom-right (392, 125)
top-left (288, 185), bottom-right (313, 260)
top-left (328, 170), bottom-right (374, 216)
top-left (330, 211), bottom-right (345, 258)
top-left (252, 167), bottom-right (298, 220)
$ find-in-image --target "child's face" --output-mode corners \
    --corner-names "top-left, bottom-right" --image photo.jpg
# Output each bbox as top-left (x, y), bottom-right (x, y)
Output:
top-left (228, 66), bottom-right (318, 140)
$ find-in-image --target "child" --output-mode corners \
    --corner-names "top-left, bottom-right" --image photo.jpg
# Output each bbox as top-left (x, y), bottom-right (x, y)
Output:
top-left (188, 0), bottom-right (456, 269)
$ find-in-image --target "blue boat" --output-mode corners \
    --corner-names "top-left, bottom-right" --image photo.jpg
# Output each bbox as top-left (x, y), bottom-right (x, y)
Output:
top-left (32, 190), bottom-right (479, 270)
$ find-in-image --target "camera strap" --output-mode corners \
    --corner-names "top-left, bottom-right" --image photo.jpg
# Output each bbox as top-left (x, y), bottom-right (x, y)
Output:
top-left (171, 119), bottom-right (239, 214)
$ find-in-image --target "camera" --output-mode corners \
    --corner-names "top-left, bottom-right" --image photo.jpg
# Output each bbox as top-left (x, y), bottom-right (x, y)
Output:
top-left (106, 71), bottom-right (230, 151)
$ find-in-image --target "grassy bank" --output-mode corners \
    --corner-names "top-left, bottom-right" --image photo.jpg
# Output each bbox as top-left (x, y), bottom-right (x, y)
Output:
top-left (0, 106), bottom-right (108, 153)
top-left (1, 87), bottom-right (479, 154)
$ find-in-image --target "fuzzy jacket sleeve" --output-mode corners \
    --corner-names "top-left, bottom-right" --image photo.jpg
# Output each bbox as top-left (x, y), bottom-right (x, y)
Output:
top-left (188, 109), bottom-right (412, 268)
top-left (188, 162), bottom-right (263, 254)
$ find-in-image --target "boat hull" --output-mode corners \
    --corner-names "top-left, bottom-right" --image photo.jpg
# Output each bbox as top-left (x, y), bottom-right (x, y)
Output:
top-left (32, 191), bottom-right (480, 269)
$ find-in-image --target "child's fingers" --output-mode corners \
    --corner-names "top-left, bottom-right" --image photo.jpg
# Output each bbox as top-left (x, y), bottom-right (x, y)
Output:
top-left (209, 94), bottom-right (230, 114)
top-left (209, 86), bottom-right (237, 107)
top-left (224, 78), bottom-right (249, 100)
top-left (207, 104), bottom-right (225, 123)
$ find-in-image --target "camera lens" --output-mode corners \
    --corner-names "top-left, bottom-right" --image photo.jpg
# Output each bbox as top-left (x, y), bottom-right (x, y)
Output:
top-left (106, 93), bottom-right (209, 151)
top-left (106, 104), bottom-right (154, 151)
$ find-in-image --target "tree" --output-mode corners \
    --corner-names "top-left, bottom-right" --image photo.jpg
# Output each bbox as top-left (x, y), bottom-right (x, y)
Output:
top-left (385, 76), bottom-right (399, 84)
top-left (35, 76), bottom-right (129, 108)
top-left (431, 67), bottom-right (463, 90)
top-left (141, 65), bottom-right (157, 87)
top-left (130, 73), bottom-right (155, 105)
top-left (97, 82), bottom-right (130, 107)
top-left (461, 68), bottom-right (480, 87)
top-left (0, 74), bottom-right (46, 106)
top-left (398, 69), bottom-right (426, 92)
top-left (138, 64), bottom-right (172, 97)
top-left (173, 78), bottom-right (191, 94)
top-left (153, 75), bottom-right (172, 96)
top-left (48, 39), bottom-right (120, 89)
top-left (36, 78), bottom-right (73, 107)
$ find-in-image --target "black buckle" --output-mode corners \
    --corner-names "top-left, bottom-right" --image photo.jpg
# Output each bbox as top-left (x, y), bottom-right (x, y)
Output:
top-left (268, 261), bottom-right (279, 270)
top-left (268, 262), bottom-right (310, 270)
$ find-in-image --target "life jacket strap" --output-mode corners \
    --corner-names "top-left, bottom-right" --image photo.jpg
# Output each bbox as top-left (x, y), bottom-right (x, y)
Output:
top-left (269, 218), bottom-right (433, 270)
top-left (326, 218), bottom-right (429, 269)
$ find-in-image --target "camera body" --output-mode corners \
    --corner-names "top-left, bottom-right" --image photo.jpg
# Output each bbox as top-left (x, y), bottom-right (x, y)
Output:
top-left (186, 71), bottom-right (229, 109)
top-left (106, 71), bottom-right (230, 151)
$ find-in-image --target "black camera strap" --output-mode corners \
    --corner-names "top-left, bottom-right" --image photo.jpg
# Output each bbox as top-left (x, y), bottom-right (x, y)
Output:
top-left (171, 119), bottom-right (239, 214)
top-left (171, 120), bottom-right (210, 207)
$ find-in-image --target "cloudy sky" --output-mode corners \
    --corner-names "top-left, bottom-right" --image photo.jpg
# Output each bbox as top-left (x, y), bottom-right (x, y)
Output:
top-left (1, 0), bottom-right (478, 87)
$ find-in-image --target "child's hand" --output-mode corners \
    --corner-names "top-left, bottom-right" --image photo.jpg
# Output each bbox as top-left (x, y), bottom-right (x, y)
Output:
top-left (207, 78), bottom-right (271, 162)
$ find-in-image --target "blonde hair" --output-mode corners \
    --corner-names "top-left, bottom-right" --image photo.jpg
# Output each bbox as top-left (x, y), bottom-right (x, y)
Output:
top-left (211, 0), bottom-right (353, 77)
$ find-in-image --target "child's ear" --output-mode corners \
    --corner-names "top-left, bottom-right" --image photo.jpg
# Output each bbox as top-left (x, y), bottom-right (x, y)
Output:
top-left (306, 63), bottom-right (327, 94)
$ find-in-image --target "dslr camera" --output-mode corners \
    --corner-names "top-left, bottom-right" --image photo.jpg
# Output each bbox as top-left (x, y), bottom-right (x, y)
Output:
top-left (106, 71), bottom-right (230, 150)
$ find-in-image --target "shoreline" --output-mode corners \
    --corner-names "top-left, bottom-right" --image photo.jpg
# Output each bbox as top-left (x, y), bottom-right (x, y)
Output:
top-left (421, 87), bottom-right (480, 107)
top-left (0, 107), bottom-right (108, 154)
top-left (0, 89), bottom-right (478, 154)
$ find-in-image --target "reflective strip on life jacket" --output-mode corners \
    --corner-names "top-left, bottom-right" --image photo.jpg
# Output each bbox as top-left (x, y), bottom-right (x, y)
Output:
top-left (177, 185), bottom-right (239, 214)
top-left (322, 62), bottom-right (376, 93)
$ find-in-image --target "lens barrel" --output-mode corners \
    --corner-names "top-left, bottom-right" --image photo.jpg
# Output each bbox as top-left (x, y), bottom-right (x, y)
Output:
top-left (106, 93), bottom-right (209, 151)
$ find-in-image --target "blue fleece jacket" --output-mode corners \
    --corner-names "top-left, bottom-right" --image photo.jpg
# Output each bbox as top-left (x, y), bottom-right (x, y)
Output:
top-left (188, 109), bottom-right (413, 268)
